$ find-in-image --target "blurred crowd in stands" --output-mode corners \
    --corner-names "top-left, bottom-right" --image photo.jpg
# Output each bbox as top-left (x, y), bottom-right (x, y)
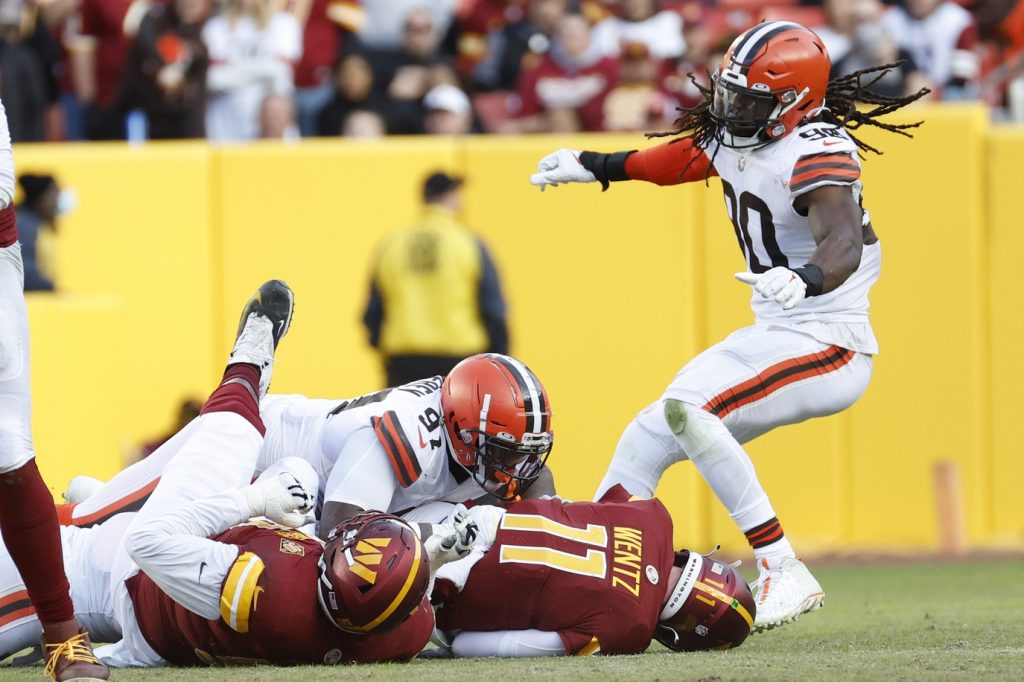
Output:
top-left (0, 0), bottom-right (1021, 143)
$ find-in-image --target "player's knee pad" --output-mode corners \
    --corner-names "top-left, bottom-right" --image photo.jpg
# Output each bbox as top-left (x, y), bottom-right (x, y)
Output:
top-left (662, 398), bottom-right (727, 462)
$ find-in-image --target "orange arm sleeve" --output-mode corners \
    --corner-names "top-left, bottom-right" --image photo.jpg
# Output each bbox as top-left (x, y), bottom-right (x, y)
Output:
top-left (624, 138), bottom-right (717, 185)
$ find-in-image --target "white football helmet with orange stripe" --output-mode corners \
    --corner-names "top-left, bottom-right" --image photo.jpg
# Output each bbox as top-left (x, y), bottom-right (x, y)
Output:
top-left (440, 353), bottom-right (554, 501)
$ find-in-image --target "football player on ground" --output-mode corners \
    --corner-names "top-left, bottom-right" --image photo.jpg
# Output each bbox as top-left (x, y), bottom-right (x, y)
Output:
top-left (428, 488), bottom-right (755, 657)
top-left (2, 280), bottom-right (474, 667)
top-left (0, 99), bottom-right (109, 679)
top-left (60, 353), bottom-right (558, 544)
top-left (529, 21), bottom-right (929, 632)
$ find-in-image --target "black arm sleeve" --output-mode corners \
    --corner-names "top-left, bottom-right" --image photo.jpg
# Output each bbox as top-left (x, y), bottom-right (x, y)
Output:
top-left (362, 278), bottom-right (384, 349)
top-left (476, 239), bottom-right (509, 355)
top-left (578, 150), bottom-right (635, 191)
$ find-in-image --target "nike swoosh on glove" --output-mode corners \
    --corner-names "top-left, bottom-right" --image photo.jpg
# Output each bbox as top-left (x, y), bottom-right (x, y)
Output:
top-left (529, 148), bottom-right (596, 191)
top-left (735, 267), bottom-right (808, 310)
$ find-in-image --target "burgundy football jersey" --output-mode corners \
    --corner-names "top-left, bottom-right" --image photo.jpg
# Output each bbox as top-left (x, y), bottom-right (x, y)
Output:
top-left (436, 485), bottom-right (674, 655)
top-left (127, 523), bottom-right (433, 665)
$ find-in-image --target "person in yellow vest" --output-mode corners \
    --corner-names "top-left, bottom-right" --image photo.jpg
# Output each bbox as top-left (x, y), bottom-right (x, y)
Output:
top-left (363, 171), bottom-right (509, 387)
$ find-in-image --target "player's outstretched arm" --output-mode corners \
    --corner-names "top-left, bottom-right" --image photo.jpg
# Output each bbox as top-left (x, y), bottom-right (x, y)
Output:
top-left (125, 474), bottom-right (313, 619)
top-left (450, 630), bottom-right (567, 658)
top-left (530, 138), bottom-right (716, 192)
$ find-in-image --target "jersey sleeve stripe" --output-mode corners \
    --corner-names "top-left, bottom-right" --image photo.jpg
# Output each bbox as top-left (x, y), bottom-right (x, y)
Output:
top-left (791, 170), bottom-right (861, 193)
top-left (793, 150), bottom-right (858, 166)
top-left (372, 411), bottom-right (422, 488)
top-left (220, 551), bottom-right (265, 634)
top-left (791, 160), bottom-right (859, 179)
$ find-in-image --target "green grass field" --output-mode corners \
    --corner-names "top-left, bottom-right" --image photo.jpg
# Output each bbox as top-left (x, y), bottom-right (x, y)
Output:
top-left (4, 558), bottom-right (1022, 681)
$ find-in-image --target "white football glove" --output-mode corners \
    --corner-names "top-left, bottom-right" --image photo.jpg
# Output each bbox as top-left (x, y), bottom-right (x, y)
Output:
top-left (529, 148), bottom-right (596, 191)
top-left (463, 504), bottom-right (506, 551)
top-left (735, 267), bottom-right (807, 311)
top-left (240, 472), bottom-right (314, 528)
top-left (424, 509), bottom-right (479, 573)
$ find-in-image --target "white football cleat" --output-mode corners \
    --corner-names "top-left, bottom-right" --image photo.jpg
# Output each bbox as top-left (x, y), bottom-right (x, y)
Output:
top-left (751, 556), bottom-right (825, 633)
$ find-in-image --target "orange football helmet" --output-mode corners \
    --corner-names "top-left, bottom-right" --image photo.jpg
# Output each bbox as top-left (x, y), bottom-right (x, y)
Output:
top-left (440, 353), bottom-right (553, 501)
top-left (656, 549), bottom-right (756, 651)
top-left (317, 512), bottom-right (429, 634)
top-left (712, 21), bottom-right (830, 147)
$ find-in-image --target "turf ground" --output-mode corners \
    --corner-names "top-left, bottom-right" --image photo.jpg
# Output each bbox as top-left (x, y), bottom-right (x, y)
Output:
top-left (4, 558), bottom-right (1022, 681)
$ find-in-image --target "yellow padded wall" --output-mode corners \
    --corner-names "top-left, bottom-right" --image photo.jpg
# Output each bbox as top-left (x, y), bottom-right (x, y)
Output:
top-left (987, 127), bottom-right (1024, 545)
top-left (845, 104), bottom-right (990, 548)
top-left (16, 142), bottom-right (216, 472)
top-left (26, 295), bottom-right (126, 496)
top-left (214, 139), bottom-right (460, 399)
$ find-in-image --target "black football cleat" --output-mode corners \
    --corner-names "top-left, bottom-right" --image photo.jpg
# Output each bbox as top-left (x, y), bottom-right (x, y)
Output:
top-left (234, 279), bottom-right (294, 350)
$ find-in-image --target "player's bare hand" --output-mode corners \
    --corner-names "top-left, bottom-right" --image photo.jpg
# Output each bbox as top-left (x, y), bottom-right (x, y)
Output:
top-left (530, 148), bottom-right (596, 191)
top-left (242, 473), bottom-right (314, 528)
top-left (735, 267), bottom-right (807, 310)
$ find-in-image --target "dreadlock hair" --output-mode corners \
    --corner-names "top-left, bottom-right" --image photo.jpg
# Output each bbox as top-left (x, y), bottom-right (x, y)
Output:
top-left (647, 62), bottom-right (931, 181)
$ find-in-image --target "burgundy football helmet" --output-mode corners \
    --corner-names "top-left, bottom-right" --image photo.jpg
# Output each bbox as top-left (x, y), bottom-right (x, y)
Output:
top-left (316, 512), bottom-right (429, 634)
top-left (656, 549), bottom-right (756, 651)
top-left (441, 353), bottom-right (553, 501)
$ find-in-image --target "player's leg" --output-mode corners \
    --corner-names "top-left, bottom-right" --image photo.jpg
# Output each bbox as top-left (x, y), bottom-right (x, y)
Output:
top-left (0, 242), bottom-right (108, 681)
top-left (597, 325), bottom-right (872, 631)
top-left (124, 279), bottom-right (294, 527)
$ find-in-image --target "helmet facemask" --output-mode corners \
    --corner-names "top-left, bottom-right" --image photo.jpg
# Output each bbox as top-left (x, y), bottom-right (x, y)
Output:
top-left (711, 71), bottom-right (811, 149)
top-left (452, 425), bottom-right (552, 501)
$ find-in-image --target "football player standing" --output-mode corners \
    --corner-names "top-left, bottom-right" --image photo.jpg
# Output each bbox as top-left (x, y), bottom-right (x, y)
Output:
top-left (529, 21), bottom-right (928, 632)
top-left (0, 100), bottom-right (109, 679)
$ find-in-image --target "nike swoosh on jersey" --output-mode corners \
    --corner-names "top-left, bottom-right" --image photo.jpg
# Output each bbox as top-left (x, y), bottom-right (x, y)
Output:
top-left (198, 561), bottom-right (208, 581)
top-left (418, 428), bottom-right (427, 449)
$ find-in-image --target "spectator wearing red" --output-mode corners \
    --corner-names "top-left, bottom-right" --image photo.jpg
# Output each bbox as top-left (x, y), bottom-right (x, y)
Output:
top-left (591, 0), bottom-right (686, 60)
top-left (119, 0), bottom-right (211, 139)
top-left (972, 0), bottom-right (1024, 110)
top-left (882, 0), bottom-right (981, 98)
top-left (291, 0), bottom-right (365, 136)
top-left (602, 41), bottom-right (673, 131)
top-left (451, 0), bottom-right (524, 78)
top-left (508, 12), bottom-right (618, 132)
top-left (72, 0), bottom-right (147, 139)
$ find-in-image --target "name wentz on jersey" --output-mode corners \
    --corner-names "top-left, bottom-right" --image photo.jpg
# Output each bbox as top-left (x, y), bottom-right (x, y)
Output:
top-left (708, 122), bottom-right (880, 354)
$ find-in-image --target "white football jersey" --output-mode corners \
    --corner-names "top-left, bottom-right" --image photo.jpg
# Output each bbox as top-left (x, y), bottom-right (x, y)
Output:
top-left (708, 121), bottom-right (881, 354)
top-left (258, 377), bottom-right (479, 513)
